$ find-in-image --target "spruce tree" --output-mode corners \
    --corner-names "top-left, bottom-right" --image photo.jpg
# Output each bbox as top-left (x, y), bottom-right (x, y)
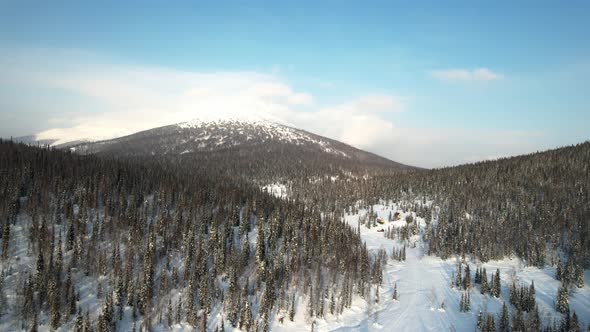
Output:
top-left (526, 304), bottom-right (540, 332)
top-left (330, 291), bottom-right (335, 315)
top-left (556, 284), bottom-right (569, 314)
top-left (512, 307), bottom-right (524, 332)
top-left (464, 264), bottom-right (471, 290)
top-left (74, 309), bottom-right (84, 332)
top-left (166, 298), bottom-right (173, 327)
top-left (289, 295), bottom-right (295, 321)
top-left (571, 311), bottom-right (579, 332)
top-left (456, 263), bottom-right (462, 289)
top-left (256, 221), bottom-right (266, 277)
top-left (492, 268), bottom-right (501, 297)
top-left (528, 281), bottom-right (536, 311)
top-left (574, 265), bottom-right (584, 288)
top-left (499, 302), bottom-right (509, 332)
top-left (481, 268), bottom-right (488, 295)
top-left (1, 222), bottom-right (9, 260)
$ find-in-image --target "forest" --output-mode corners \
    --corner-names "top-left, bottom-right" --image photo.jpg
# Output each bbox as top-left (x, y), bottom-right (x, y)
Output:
top-left (0, 140), bottom-right (380, 331)
top-left (1, 139), bottom-right (589, 331)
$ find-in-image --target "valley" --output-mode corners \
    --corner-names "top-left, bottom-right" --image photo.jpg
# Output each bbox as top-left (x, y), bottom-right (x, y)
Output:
top-left (1, 124), bottom-right (589, 332)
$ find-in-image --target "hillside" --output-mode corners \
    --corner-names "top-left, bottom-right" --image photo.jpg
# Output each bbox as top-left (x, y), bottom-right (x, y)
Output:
top-left (66, 118), bottom-right (413, 182)
top-left (0, 140), bottom-right (380, 331)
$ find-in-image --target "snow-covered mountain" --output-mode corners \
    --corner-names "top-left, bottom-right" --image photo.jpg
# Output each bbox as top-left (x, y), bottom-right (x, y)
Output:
top-left (65, 118), bottom-right (413, 179)
top-left (177, 118), bottom-right (349, 157)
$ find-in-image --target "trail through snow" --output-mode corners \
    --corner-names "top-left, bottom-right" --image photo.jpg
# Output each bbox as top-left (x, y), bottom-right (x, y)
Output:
top-left (305, 202), bottom-right (590, 332)
top-left (322, 205), bottom-right (466, 332)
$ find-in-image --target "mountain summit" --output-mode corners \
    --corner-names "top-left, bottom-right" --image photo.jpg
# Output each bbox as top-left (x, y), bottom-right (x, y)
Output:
top-left (68, 118), bottom-right (413, 180)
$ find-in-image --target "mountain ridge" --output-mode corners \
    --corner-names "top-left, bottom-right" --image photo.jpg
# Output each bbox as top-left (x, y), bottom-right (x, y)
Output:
top-left (58, 119), bottom-right (415, 182)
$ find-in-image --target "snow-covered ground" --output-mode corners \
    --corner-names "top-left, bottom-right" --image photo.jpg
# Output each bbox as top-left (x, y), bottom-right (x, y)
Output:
top-left (2, 202), bottom-right (588, 331)
top-left (270, 202), bottom-right (590, 331)
top-left (262, 183), bottom-right (288, 199)
top-left (179, 118), bottom-right (349, 157)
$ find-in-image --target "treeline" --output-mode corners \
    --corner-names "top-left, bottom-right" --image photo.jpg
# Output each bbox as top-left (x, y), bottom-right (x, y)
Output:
top-left (367, 142), bottom-right (590, 271)
top-left (0, 140), bottom-right (382, 331)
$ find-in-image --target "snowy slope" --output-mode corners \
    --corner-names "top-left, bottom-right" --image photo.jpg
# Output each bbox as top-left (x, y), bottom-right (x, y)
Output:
top-left (62, 118), bottom-right (411, 181)
top-left (2, 201), bottom-right (588, 332)
top-left (66, 118), bottom-right (356, 158)
top-left (176, 118), bottom-right (348, 157)
top-left (267, 202), bottom-right (590, 332)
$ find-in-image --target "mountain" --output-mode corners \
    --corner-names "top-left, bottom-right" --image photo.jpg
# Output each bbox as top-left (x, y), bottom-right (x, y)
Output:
top-left (1, 137), bottom-right (588, 332)
top-left (67, 118), bottom-right (414, 181)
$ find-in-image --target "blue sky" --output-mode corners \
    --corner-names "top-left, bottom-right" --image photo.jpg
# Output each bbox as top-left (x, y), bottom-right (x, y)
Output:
top-left (0, 1), bottom-right (589, 167)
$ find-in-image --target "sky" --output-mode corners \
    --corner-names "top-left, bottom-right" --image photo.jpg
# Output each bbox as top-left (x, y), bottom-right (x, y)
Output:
top-left (0, 1), bottom-right (589, 168)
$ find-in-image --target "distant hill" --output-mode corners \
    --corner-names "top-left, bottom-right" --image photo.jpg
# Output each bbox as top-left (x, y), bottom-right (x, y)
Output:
top-left (66, 118), bottom-right (415, 182)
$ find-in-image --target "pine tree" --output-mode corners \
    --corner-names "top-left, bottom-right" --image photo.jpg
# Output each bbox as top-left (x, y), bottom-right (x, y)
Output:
top-left (83, 310), bottom-right (92, 332)
top-left (512, 307), bottom-right (524, 332)
top-left (289, 295), bottom-right (296, 321)
top-left (571, 311), bottom-right (580, 332)
top-left (239, 297), bottom-right (252, 331)
top-left (202, 311), bottom-right (208, 332)
top-left (401, 245), bottom-right (406, 261)
top-left (556, 259), bottom-right (564, 280)
top-left (166, 298), bottom-right (173, 327)
top-left (464, 264), bottom-right (471, 290)
top-left (330, 291), bottom-right (335, 315)
top-left (560, 309), bottom-right (571, 332)
top-left (481, 268), bottom-right (488, 295)
top-left (375, 285), bottom-right (380, 304)
top-left (499, 302), bottom-right (510, 332)
top-left (526, 304), bottom-right (540, 332)
top-left (556, 284), bottom-right (569, 314)
top-left (528, 281), bottom-right (536, 311)
top-left (241, 234), bottom-right (250, 267)
top-left (574, 265), bottom-right (584, 288)
top-left (30, 312), bottom-right (38, 332)
top-left (456, 263), bottom-right (462, 289)
top-left (175, 298), bottom-right (182, 324)
top-left (485, 314), bottom-right (496, 332)
top-left (393, 282), bottom-right (398, 300)
top-left (74, 309), bottom-right (84, 332)
top-left (256, 221), bottom-right (266, 277)
top-left (1, 222), bottom-right (10, 260)
top-left (48, 279), bottom-right (61, 329)
top-left (0, 270), bottom-right (5, 315)
top-left (492, 268), bottom-right (501, 297)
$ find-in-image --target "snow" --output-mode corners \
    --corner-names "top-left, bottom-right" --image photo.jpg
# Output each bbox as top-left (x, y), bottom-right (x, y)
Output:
top-left (262, 183), bottom-right (288, 199)
top-left (178, 118), bottom-right (349, 157)
top-left (2, 200), bottom-right (588, 331)
top-left (268, 201), bottom-right (590, 332)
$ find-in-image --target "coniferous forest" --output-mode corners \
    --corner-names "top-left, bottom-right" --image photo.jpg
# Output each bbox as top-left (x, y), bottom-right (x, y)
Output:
top-left (1, 139), bottom-right (589, 331)
top-left (0, 140), bottom-right (379, 331)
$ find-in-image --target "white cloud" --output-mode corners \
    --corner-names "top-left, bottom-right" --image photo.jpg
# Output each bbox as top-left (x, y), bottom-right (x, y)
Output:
top-left (431, 68), bottom-right (503, 82)
top-left (279, 93), bottom-right (405, 149)
top-left (0, 48), bottom-right (401, 148)
top-left (1, 48), bottom-right (540, 168)
top-left (370, 127), bottom-right (543, 168)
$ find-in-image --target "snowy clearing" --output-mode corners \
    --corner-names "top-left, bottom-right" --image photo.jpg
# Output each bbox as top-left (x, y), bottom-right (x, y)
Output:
top-left (270, 202), bottom-right (590, 331)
